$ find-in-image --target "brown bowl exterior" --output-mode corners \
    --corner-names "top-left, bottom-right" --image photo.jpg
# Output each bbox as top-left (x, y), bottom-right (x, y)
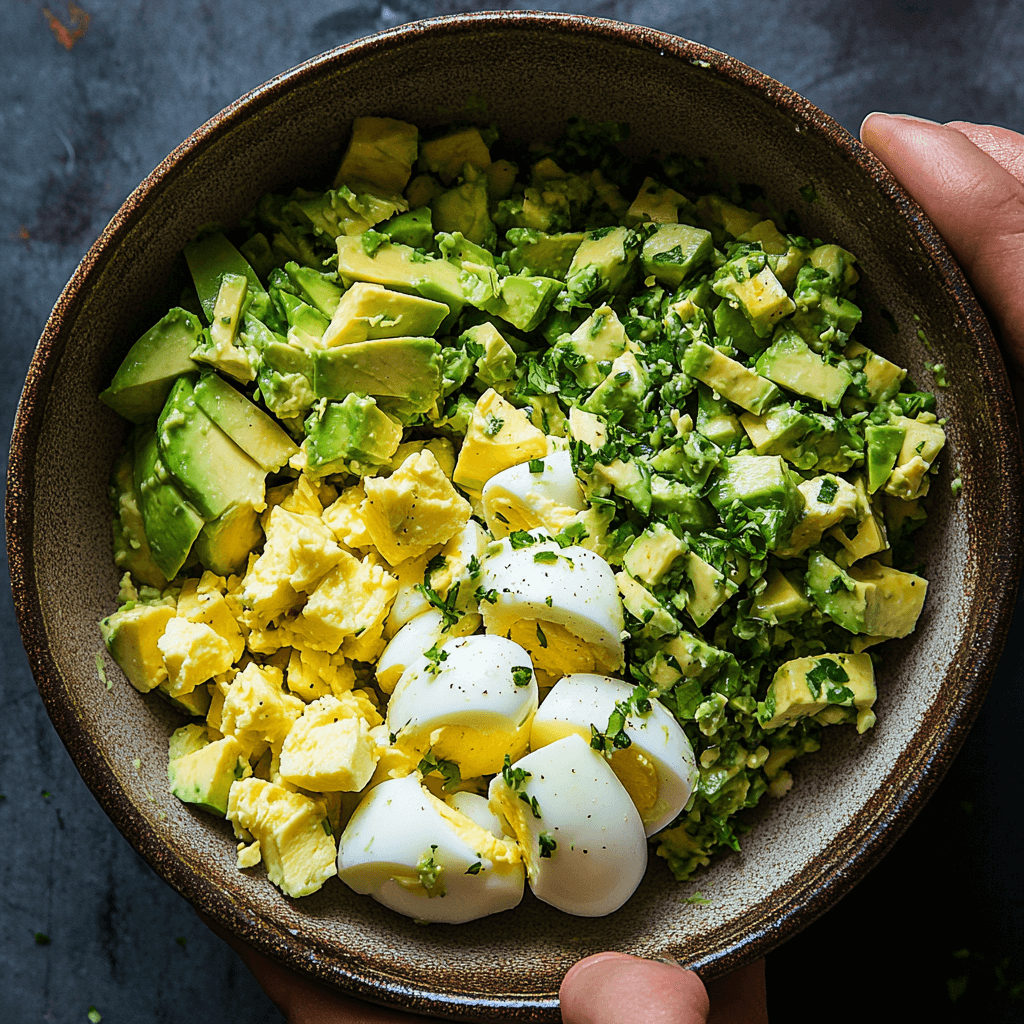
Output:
top-left (7, 11), bottom-right (1023, 1021)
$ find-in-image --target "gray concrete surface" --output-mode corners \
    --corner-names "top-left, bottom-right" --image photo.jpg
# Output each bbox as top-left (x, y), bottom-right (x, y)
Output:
top-left (1, 1), bottom-right (1021, 1021)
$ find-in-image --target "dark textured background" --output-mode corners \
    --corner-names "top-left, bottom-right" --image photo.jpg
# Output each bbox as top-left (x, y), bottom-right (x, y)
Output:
top-left (1, 2), bottom-right (1022, 1022)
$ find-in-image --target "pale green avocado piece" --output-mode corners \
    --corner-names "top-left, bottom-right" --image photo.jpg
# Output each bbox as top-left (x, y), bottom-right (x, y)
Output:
top-left (157, 376), bottom-right (266, 521)
top-left (713, 298), bottom-right (767, 358)
top-left (641, 223), bottom-right (714, 287)
top-left (679, 550), bottom-right (735, 628)
top-left (695, 383), bottom-right (744, 448)
top-left (193, 372), bottom-right (298, 472)
top-left (865, 423), bottom-right (907, 493)
top-left (564, 227), bottom-right (640, 306)
top-left (100, 308), bottom-right (204, 423)
top-left (311, 337), bottom-right (442, 414)
top-left (133, 429), bottom-right (205, 580)
top-left (322, 282), bottom-right (448, 347)
top-left (161, 680), bottom-right (213, 718)
top-left (505, 229), bottom-right (585, 279)
top-left (463, 323), bottom-right (516, 387)
top-left (583, 351), bottom-right (649, 422)
top-left (740, 405), bottom-right (864, 474)
top-left (100, 602), bottom-right (176, 693)
top-left (304, 394), bottom-right (403, 472)
top-left (378, 207), bottom-right (434, 248)
top-left (750, 567), bottom-right (812, 624)
top-left (713, 261), bottom-right (796, 338)
top-left (759, 653), bottom-right (875, 731)
top-left (109, 445), bottom-right (168, 589)
top-left (420, 127), bottom-right (492, 184)
top-left (194, 503), bottom-right (263, 577)
top-left (844, 341), bottom-right (906, 403)
top-left (336, 235), bottom-right (464, 328)
top-left (242, 313), bottom-right (312, 376)
top-left (695, 194), bottom-right (763, 240)
top-left (806, 552), bottom-right (928, 638)
top-left (190, 273), bottom-right (254, 383)
top-left (682, 340), bottom-right (781, 416)
top-left (481, 274), bottom-right (563, 333)
top-left (557, 305), bottom-right (630, 387)
top-left (334, 116), bottom-right (418, 193)
top-left (590, 457), bottom-right (652, 516)
top-left (280, 291), bottom-right (331, 350)
top-left (184, 231), bottom-right (270, 324)
top-left (755, 330), bottom-right (852, 407)
top-left (431, 172), bottom-right (493, 247)
top-left (168, 723), bottom-right (211, 761)
top-left (283, 262), bottom-right (344, 318)
top-left (649, 476), bottom-right (715, 527)
top-left (168, 734), bottom-right (250, 817)
top-left (625, 176), bottom-right (690, 226)
top-left (707, 453), bottom-right (804, 551)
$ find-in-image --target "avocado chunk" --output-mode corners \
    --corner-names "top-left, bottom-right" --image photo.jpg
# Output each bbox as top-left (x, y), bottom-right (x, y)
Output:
top-left (133, 430), bottom-right (205, 580)
top-left (616, 571), bottom-right (679, 639)
top-left (336, 235), bottom-right (464, 327)
top-left (303, 394), bottom-right (403, 475)
top-left (100, 309), bottom-right (204, 423)
top-left (160, 681), bottom-right (213, 718)
top-left (420, 127), bottom-right (492, 184)
top-left (755, 330), bottom-right (852, 407)
top-left (625, 176), bottom-right (689, 226)
top-left (584, 351), bottom-right (650, 424)
top-left (463, 323), bottom-right (517, 387)
top-left (189, 273), bottom-right (255, 383)
top-left (844, 341), bottom-right (906, 402)
top-left (696, 383), bottom-right (744, 448)
top-left (431, 170), bottom-right (493, 247)
top-left (481, 274), bottom-right (563, 333)
top-left (712, 299), bottom-right (767, 358)
top-left (100, 602), bottom-right (176, 693)
top-left (157, 376), bottom-right (266, 521)
top-left (641, 223), bottom-right (714, 288)
top-left (184, 231), bottom-right (271, 325)
top-left (707, 454), bottom-right (804, 551)
top-left (193, 372), bottom-right (298, 472)
top-left (168, 732), bottom-right (250, 817)
top-left (321, 282), bottom-right (448, 347)
top-left (168, 722), bottom-right (211, 761)
top-left (713, 249), bottom-right (796, 337)
top-left (378, 206), bottom-right (434, 248)
top-left (758, 654), bottom-right (875, 731)
top-left (564, 227), bottom-right (640, 306)
top-left (556, 305), bottom-right (630, 387)
top-left (695, 194), bottom-right (763, 240)
top-left (865, 423), bottom-right (907, 493)
top-left (623, 523), bottom-right (686, 586)
top-left (505, 229), bottom-right (585, 279)
top-left (335, 116), bottom-right (418, 193)
top-left (278, 290), bottom-right (331, 350)
top-left (283, 262), bottom-right (344, 318)
top-left (884, 416), bottom-right (946, 500)
top-left (311, 337), bottom-right (442, 414)
top-left (750, 567), bottom-right (812, 624)
top-left (194, 503), bottom-right (262, 577)
top-left (806, 552), bottom-right (928, 638)
top-left (740, 405), bottom-right (864, 473)
top-left (649, 477), bottom-right (715, 527)
top-left (677, 550), bottom-right (735, 628)
top-left (590, 456), bottom-right (652, 516)
top-left (109, 445), bottom-right (168, 588)
top-left (682, 340), bottom-right (781, 416)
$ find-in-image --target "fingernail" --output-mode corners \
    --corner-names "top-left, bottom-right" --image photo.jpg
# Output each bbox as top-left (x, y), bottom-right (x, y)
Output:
top-left (655, 957), bottom-right (683, 967)
top-left (867, 112), bottom-right (941, 126)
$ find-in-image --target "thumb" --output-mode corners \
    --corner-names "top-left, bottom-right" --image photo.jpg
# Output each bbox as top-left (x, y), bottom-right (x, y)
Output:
top-left (859, 112), bottom-right (1024, 377)
top-left (559, 952), bottom-right (709, 1024)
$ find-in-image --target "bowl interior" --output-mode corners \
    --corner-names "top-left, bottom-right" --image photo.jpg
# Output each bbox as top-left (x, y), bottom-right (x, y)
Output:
top-left (9, 14), bottom-right (1022, 1021)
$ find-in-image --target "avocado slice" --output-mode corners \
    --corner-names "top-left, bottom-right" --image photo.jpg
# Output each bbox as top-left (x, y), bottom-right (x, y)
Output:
top-left (133, 429), bottom-right (205, 580)
top-left (481, 274), bottom-right (563, 333)
top-left (283, 262), bottom-right (344, 318)
top-left (683, 340), bottom-right (781, 416)
top-left (322, 282), bottom-right (448, 347)
top-left (759, 653), bottom-right (875, 731)
top-left (303, 394), bottom-right (403, 473)
top-left (865, 423), bottom-right (907, 493)
top-left (755, 330), bottom-right (852, 407)
top-left (378, 207), bottom-right (434, 248)
top-left (707, 454), bottom-right (804, 551)
top-left (100, 602), bottom-right (176, 693)
top-left (505, 229), bottom-right (585, 279)
top-left (335, 116), bottom-right (418, 193)
top-left (192, 372), bottom-right (298, 472)
top-left (641, 223), bottom-right (714, 288)
top-left (194, 503), bottom-right (263, 577)
top-left (583, 352), bottom-right (650, 424)
top-left (168, 734), bottom-right (250, 817)
top-left (157, 376), bottom-right (266, 521)
top-left (564, 226), bottom-right (640, 306)
top-left (432, 173), bottom-right (493, 247)
top-left (184, 231), bottom-right (271, 325)
top-left (109, 444), bottom-right (168, 588)
top-left (713, 299), bottom-right (767, 358)
top-left (99, 308), bottom-right (204, 423)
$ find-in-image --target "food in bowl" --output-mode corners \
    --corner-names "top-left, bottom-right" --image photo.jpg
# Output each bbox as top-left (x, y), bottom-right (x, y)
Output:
top-left (97, 114), bottom-right (942, 923)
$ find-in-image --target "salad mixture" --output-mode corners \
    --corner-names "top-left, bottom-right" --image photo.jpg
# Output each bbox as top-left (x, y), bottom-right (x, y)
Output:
top-left (98, 116), bottom-right (942, 922)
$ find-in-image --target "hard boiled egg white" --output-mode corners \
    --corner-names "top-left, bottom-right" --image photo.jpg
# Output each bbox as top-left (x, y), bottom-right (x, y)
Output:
top-left (375, 608), bottom-right (480, 694)
top-left (487, 733), bottom-right (647, 917)
top-left (531, 673), bottom-right (698, 836)
top-left (385, 633), bottom-right (539, 778)
top-left (480, 532), bottom-right (624, 680)
top-left (481, 450), bottom-right (586, 539)
top-left (337, 774), bottom-right (524, 924)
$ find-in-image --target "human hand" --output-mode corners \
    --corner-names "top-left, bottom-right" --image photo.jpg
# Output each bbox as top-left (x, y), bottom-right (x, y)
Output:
top-left (859, 113), bottom-right (1024, 382)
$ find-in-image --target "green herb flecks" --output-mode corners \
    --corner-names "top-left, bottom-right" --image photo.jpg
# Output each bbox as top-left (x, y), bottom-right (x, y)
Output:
top-left (483, 413), bottom-right (505, 437)
top-left (798, 181), bottom-right (819, 203)
top-left (805, 658), bottom-right (854, 703)
top-left (538, 831), bottom-right (557, 858)
top-left (417, 750), bottom-right (462, 791)
top-left (511, 666), bottom-right (533, 687)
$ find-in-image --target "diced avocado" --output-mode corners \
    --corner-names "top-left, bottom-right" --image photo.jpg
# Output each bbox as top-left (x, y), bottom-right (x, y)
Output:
top-left (336, 235), bottom-right (464, 327)
top-left (696, 383), bottom-right (743, 448)
top-left (830, 509), bottom-right (888, 568)
top-left (884, 417), bottom-right (946, 500)
top-left (432, 170), bottom-right (493, 247)
top-left (583, 352), bottom-right (649, 423)
top-left (109, 445), bottom-right (168, 589)
top-left (420, 127), bottom-right (492, 184)
top-left (193, 372), bottom-right (298, 472)
top-left (505, 229), bottom-right (586, 279)
top-left (378, 207), bottom-right (434, 248)
top-left (486, 159), bottom-right (518, 201)
top-left (481, 274), bottom-right (563, 333)
top-left (591, 457), bottom-right (652, 516)
top-left (759, 653), bottom-right (875, 731)
top-left (321, 282), bottom-right (448, 348)
top-left (100, 602), bottom-right (175, 693)
top-left (133, 430), bottom-right (205, 580)
top-left (188, 272), bottom-right (256, 383)
top-left (713, 252), bottom-right (795, 338)
top-left (557, 305), bottom-right (629, 387)
top-left (564, 227), bottom-right (640, 306)
top-left (883, 493), bottom-right (928, 539)
top-left (778, 474), bottom-right (860, 557)
top-left (682, 340), bottom-right (781, 416)
top-left (809, 244), bottom-right (859, 293)
top-left (641, 630), bottom-right (732, 691)
top-left (649, 477), bottom-right (715, 526)
top-left (169, 723), bottom-right (211, 761)
top-left (624, 523), bottom-right (686, 586)
top-left (755, 330), bottom-right (852, 407)
top-left (526, 394), bottom-right (567, 437)
top-left (405, 173), bottom-right (441, 210)
top-left (625, 176), bottom-right (688, 226)
top-left (707, 454), bottom-right (804, 551)
top-left (713, 299), bottom-right (768, 358)
top-left (168, 734), bottom-right (250, 817)
top-left (844, 342), bottom-right (906, 403)
top-left (641, 224), bottom-right (714, 288)
top-left (303, 394), bottom-right (403, 474)
top-left (100, 309), bottom-right (204, 423)
top-left (283, 262), bottom-right (344, 318)
top-left (157, 376), bottom-right (266, 521)
top-left (311, 337), bottom-right (442, 414)
top-left (806, 552), bottom-right (928, 638)
top-left (184, 231), bottom-right (271, 325)
top-left (335, 116), bottom-right (418, 193)
top-left (679, 550), bottom-right (734, 628)
top-left (289, 185), bottom-right (408, 242)
top-left (865, 423), bottom-right (907, 493)
top-left (740, 405), bottom-right (864, 473)
top-left (463, 323), bottom-right (516, 387)
top-left (278, 290), bottom-right (331, 350)
top-left (695, 194), bottom-right (763, 239)
top-left (736, 219), bottom-right (789, 255)
top-left (161, 682), bottom-right (213, 718)
top-left (194, 503), bottom-right (262, 577)
top-left (239, 232), bottom-right (275, 280)
top-left (616, 572), bottom-right (679, 639)
top-left (750, 567), bottom-right (811, 624)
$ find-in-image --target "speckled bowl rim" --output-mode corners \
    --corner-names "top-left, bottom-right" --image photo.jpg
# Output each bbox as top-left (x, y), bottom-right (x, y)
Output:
top-left (7, 10), bottom-right (1023, 1020)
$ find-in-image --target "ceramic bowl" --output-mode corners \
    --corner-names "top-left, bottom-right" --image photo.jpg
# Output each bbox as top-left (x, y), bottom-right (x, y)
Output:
top-left (8, 11), bottom-right (1023, 1021)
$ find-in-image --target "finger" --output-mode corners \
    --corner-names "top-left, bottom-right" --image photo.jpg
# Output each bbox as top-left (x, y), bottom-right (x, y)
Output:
top-left (559, 952), bottom-right (710, 1024)
top-left (859, 112), bottom-right (1024, 375)
top-left (705, 959), bottom-right (768, 1024)
top-left (944, 122), bottom-right (1024, 185)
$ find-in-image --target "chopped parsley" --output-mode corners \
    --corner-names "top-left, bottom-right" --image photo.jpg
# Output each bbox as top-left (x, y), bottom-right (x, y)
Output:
top-left (501, 754), bottom-right (531, 791)
top-left (414, 580), bottom-right (461, 630)
top-left (465, 861), bottom-right (483, 875)
top-left (817, 477), bottom-right (839, 504)
top-left (483, 413), bottom-right (505, 437)
top-left (533, 550), bottom-right (559, 564)
top-left (528, 459), bottom-right (545, 473)
top-left (805, 658), bottom-right (854, 703)
top-left (590, 684), bottom-right (651, 756)
top-left (424, 644), bottom-right (449, 674)
top-left (538, 831), bottom-right (557, 858)
top-left (535, 623), bottom-right (548, 649)
top-left (417, 750), bottom-right (462, 791)
top-left (424, 552), bottom-right (448, 583)
top-left (34, 932), bottom-right (50, 945)
top-left (680, 890), bottom-right (713, 905)
top-left (474, 586), bottom-right (498, 605)
top-left (415, 846), bottom-right (446, 898)
top-left (509, 530), bottom-right (537, 549)
top-left (519, 792), bottom-right (543, 819)
top-left (511, 666), bottom-right (533, 687)
top-left (467, 555), bottom-right (482, 578)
